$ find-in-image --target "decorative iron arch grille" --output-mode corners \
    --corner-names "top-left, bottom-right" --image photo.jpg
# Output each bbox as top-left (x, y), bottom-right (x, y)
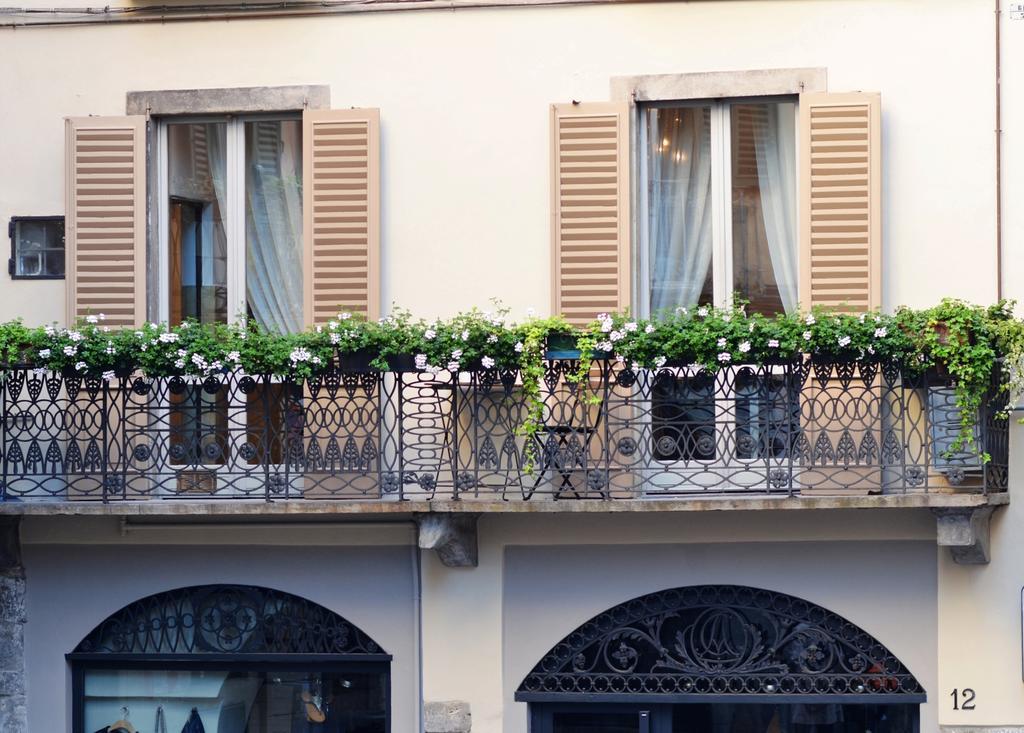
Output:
top-left (515, 585), bottom-right (924, 702)
top-left (72, 584), bottom-right (387, 658)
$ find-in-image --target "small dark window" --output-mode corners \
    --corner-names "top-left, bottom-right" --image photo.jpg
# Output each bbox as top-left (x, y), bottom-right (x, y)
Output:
top-left (9, 216), bottom-right (65, 279)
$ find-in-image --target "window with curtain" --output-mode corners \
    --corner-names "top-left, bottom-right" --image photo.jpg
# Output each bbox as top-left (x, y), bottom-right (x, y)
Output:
top-left (642, 99), bottom-right (798, 466)
top-left (162, 116), bottom-right (303, 474)
top-left (643, 99), bottom-right (797, 318)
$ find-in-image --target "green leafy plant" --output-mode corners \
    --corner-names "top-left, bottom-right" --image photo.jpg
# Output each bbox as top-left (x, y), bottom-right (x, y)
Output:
top-left (1, 299), bottom-right (1020, 468)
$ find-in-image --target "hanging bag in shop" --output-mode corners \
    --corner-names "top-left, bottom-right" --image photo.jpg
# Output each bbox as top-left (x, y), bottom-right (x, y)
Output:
top-left (181, 708), bottom-right (206, 733)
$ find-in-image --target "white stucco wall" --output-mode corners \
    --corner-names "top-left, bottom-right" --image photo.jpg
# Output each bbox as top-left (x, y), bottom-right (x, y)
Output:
top-left (21, 541), bottom-right (420, 731)
top-left (0, 0), bottom-right (1002, 324)
top-left (937, 422), bottom-right (1024, 728)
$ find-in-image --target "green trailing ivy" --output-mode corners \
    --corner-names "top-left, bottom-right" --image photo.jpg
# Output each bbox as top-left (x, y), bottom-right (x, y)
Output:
top-left (0, 299), bottom-right (1021, 466)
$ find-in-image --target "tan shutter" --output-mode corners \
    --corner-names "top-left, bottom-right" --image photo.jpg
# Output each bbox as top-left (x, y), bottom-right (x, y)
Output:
top-left (303, 108), bottom-right (381, 326)
top-left (65, 116), bottom-right (147, 327)
top-left (551, 102), bottom-right (630, 326)
top-left (798, 92), bottom-right (881, 313)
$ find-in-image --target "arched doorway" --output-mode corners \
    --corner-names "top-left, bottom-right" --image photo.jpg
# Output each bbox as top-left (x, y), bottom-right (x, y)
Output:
top-left (516, 585), bottom-right (923, 732)
top-left (69, 584), bottom-right (390, 733)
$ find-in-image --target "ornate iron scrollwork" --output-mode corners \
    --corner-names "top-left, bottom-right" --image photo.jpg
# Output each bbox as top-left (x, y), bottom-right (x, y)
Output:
top-left (516, 585), bottom-right (923, 700)
top-left (73, 585), bottom-right (386, 657)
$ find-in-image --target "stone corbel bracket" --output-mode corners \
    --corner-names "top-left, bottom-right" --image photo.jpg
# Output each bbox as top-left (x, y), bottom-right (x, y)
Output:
top-left (932, 505), bottom-right (998, 564)
top-left (416, 514), bottom-right (480, 568)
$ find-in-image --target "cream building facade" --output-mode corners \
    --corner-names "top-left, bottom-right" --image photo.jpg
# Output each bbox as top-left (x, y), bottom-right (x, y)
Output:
top-left (0, 0), bottom-right (1023, 731)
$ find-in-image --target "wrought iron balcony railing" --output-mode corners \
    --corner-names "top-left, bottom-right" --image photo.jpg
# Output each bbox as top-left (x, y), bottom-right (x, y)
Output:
top-left (0, 357), bottom-right (1008, 502)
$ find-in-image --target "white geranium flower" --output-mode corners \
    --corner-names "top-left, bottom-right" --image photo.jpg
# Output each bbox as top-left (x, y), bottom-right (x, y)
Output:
top-left (38, 349), bottom-right (51, 359)
top-left (717, 338), bottom-right (727, 349)
top-left (311, 356), bottom-right (322, 365)
top-left (717, 352), bottom-right (732, 363)
top-left (487, 334), bottom-right (498, 344)
top-left (227, 351), bottom-right (240, 363)
top-left (85, 315), bottom-right (98, 324)
top-left (722, 314), bottom-right (731, 323)
top-left (805, 314), bottom-right (816, 326)
top-left (597, 341), bottom-right (614, 352)
top-left (609, 330), bottom-right (623, 342)
top-left (63, 345), bottom-right (77, 356)
top-left (838, 335), bottom-right (852, 347)
top-left (655, 356), bottom-right (667, 368)
top-left (803, 331), bottom-right (812, 341)
top-left (767, 339), bottom-right (780, 349)
top-left (414, 354), bottom-right (428, 370)
top-left (514, 342), bottom-right (524, 353)
top-left (289, 348), bottom-right (311, 363)
top-left (340, 312), bottom-right (352, 320)
top-left (68, 330), bottom-right (82, 342)
top-left (446, 360), bottom-right (461, 372)
top-left (624, 322), bottom-right (638, 332)
top-left (874, 327), bottom-right (887, 339)
top-left (697, 306), bottom-right (709, 318)
top-left (174, 358), bottom-right (185, 369)
top-left (329, 333), bottom-right (341, 345)
top-left (739, 341), bottom-right (751, 353)
top-left (44, 325), bottom-right (55, 336)
top-left (867, 346), bottom-right (876, 355)
top-left (158, 332), bottom-right (179, 344)
top-left (75, 361), bottom-right (87, 371)
top-left (134, 331), bottom-right (144, 339)
top-left (424, 329), bottom-right (436, 340)
top-left (461, 329), bottom-right (470, 341)
top-left (451, 349), bottom-right (463, 359)
top-left (600, 319), bottom-right (613, 333)
top-left (644, 324), bottom-right (655, 334)
top-left (481, 356), bottom-right (496, 369)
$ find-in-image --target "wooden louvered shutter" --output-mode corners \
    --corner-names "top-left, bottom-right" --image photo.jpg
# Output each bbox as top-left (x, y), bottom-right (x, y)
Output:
top-left (551, 102), bottom-right (630, 326)
top-left (303, 108), bottom-right (381, 326)
top-left (799, 92), bottom-right (881, 313)
top-left (65, 116), bottom-right (147, 327)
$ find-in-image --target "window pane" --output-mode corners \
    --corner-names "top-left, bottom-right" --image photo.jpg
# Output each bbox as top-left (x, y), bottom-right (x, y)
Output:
top-left (646, 106), bottom-right (713, 314)
top-left (168, 122), bottom-right (229, 325)
top-left (245, 120), bottom-right (304, 334)
top-left (13, 219), bottom-right (64, 277)
top-left (83, 668), bottom-right (388, 733)
top-left (652, 371), bottom-right (716, 462)
top-left (672, 702), bottom-right (919, 732)
top-left (730, 102), bottom-right (798, 316)
top-left (553, 711), bottom-right (640, 733)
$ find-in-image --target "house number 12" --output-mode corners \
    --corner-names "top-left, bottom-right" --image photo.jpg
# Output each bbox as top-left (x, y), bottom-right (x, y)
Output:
top-left (951, 688), bottom-right (976, 710)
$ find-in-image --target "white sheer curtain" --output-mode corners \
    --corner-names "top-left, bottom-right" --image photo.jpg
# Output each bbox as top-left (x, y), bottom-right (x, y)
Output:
top-left (648, 107), bottom-right (714, 314)
top-left (245, 121), bottom-right (304, 335)
top-left (753, 103), bottom-right (798, 313)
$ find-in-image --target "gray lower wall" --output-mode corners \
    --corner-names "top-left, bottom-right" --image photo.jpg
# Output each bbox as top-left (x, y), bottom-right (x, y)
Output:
top-left (502, 540), bottom-right (938, 731)
top-left (22, 543), bottom-right (418, 731)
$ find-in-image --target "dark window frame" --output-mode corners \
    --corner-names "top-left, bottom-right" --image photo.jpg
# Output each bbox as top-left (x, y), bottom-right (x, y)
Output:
top-left (69, 656), bottom-right (392, 733)
top-left (8, 215), bottom-right (66, 280)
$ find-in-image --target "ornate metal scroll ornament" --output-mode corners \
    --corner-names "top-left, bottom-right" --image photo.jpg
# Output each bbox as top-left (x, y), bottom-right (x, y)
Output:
top-left (516, 585), bottom-right (923, 699)
top-left (74, 584), bottom-right (385, 656)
